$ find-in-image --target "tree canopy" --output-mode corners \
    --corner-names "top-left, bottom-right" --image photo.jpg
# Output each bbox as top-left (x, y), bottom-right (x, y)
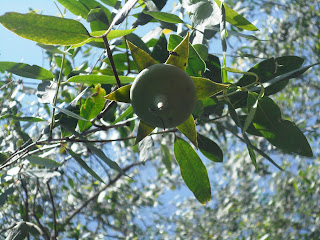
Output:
top-left (0, 0), bottom-right (319, 239)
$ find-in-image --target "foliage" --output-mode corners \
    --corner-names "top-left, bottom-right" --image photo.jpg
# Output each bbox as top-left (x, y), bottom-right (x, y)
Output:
top-left (0, 0), bottom-right (319, 239)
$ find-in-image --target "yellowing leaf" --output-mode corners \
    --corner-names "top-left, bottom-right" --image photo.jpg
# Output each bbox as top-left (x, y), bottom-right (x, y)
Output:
top-left (104, 84), bottom-right (132, 103)
top-left (191, 77), bottom-right (230, 100)
top-left (127, 41), bottom-right (157, 72)
top-left (166, 32), bottom-right (189, 71)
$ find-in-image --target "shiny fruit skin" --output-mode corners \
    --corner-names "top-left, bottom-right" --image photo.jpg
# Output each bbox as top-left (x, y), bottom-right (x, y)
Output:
top-left (130, 63), bottom-right (197, 128)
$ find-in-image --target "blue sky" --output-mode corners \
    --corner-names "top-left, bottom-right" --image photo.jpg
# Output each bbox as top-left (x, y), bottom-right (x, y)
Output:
top-left (0, 1), bottom-right (77, 65)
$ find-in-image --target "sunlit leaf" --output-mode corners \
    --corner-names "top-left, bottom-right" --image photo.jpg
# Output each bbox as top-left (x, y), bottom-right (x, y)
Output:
top-left (0, 61), bottom-right (53, 80)
top-left (36, 81), bottom-right (57, 104)
top-left (0, 115), bottom-right (45, 122)
top-left (214, 0), bottom-right (259, 31)
top-left (71, 29), bottom-right (136, 48)
top-left (144, 11), bottom-right (184, 24)
top-left (127, 41), bottom-right (157, 72)
top-left (0, 12), bottom-right (90, 45)
top-left (78, 84), bottom-right (106, 132)
top-left (67, 75), bottom-right (134, 85)
top-left (104, 84), bottom-right (132, 103)
top-left (192, 77), bottom-right (229, 100)
top-left (166, 33), bottom-right (189, 71)
top-left (174, 137), bottom-right (211, 204)
top-left (167, 34), bottom-right (206, 76)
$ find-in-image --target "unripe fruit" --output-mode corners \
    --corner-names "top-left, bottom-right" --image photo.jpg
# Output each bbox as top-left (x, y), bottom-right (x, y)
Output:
top-left (130, 63), bottom-right (197, 128)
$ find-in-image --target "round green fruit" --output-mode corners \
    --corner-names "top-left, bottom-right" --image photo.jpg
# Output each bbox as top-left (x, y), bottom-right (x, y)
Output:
top-left (130, 63), bottom-right (197, 128)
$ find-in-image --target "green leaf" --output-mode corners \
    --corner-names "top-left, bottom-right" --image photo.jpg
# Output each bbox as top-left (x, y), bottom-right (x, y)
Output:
top-left (78, 85), bottom-right (106, 132)
top-left (127, 41), bottom-right (157, 72)
top-left (37, 43), bottom-right (72, 55)
top-left (193, 44), bottom-right (208, 62)
top-left (0, 12), bottom-right (90, 45)
top-left (252, 95), bottom-right (313, 157)
top-left (112, 105), bottom-right (133, 124)
top-left (135, 121), bottom-right (155, 145)
top-left (160, 144), bottom-right (172, 174)
top-left (177, 115), bottom-right (198, 149)
top-left (71, 29), bottom-right (136, 48)
top-left (67, 75), bottom-right (134, 85)
top-left (0, 187), bottom-right (14, 207)
top-left (60, 123), bottom-right (126, 175)
top-left (174, 137), bottom-right (211, 204)
top-left (66, 148), bottom-right (105, 183)
top-left (91, 29), bottom-right (136, 39)
top-left (167, 34), bottom-right (206, 76)
top-left (151, 33), bottom-right (169, 63)
top-left (5, 221), bottom-right (31, 240)
top-left (104, 84), bottom-right (132, 103)
top-left (144, 11), bottom-right (184, 24)
top-left (57, 0), bottom-right (91, 19)
top-left (0, 61), bottom-right (54, 80)
top-left (87, 8), bottom-right (109, 32)
top-left (197, 133), bottom-right (223, 162)
top-left (192, 77), bottom-right (229, 100)
top-left (0, 115), bottom-right (45, 122)
top-left (166, 33), bottom-right (189, 71)
top-left (27, 156), bottom-right (61, 168)
top-left (228, 102), bottom-right (257, 169)
top-left (53, 105), bottom-right (89, 121)
top-left (214, 0), bottom-right (258, 31)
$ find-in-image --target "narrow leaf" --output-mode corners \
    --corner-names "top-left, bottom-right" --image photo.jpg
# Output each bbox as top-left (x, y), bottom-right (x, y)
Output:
top-left (0, 12), bottom-right (90, 45)
top-left (197, 133), bottom-right (223, 162)
top-left (71, 29), bottom-right (136, 48)
top-left (53, 105), bottom-right (89, 121)
top-left (0, 61), bottom-right (53, 80)
top-left (135, 121), bottom-right (155, 145)
top-left (192, 77), bottom-right (229, 100)
top-left (160, 144), bottom-right (172, 174)
top-left (0, 115), bottom-right (45, 122)
top-left (60, 123), bottom-right (126, 175)
top-left (144, 11), bottom-right (184, 24)
top-left (127, 41), bottom-right (157, 72)
top-left (177, 115), bottom-right (198, 149)
top-left (112, 105), bottom-right (133, 124)
top-left (174, 137), bottom-right (211, 204)
top-left (166, 33), bottom-right (189, 71)
top-left (37, 43), bottom-right (72, 55)
top-left (67, 74), bottom-right (134, 85)
top-left (214, 0), bottom-right (259, 31)
top-left (104, 84), bottom-right (132, 103)
top-left (27, 156), bottom-right (61, 168)
top-left (228, 102), bottom-right (257, 169)
top-left (78, 84), bottom-right (106, 132)
top-left (66, 148), bottom-right (104, 183)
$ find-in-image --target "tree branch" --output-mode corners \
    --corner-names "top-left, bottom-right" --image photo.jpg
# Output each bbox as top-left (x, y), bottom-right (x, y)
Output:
top-left (46, 180), bottom-right (57, 239)
top-left (61, 161), bottom-right (144, 225)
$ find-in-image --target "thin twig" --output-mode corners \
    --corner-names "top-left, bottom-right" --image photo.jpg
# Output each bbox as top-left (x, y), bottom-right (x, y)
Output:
top-left (21, 180), bottom-right (30, 240)
top-left (46, 180), bottom-right (57, 239)
top-left (50, 53), bottom-right (66, 139)
top-left (33, 178), bottom-right (51, 240)
top-left (61, 161), bottom-right (145, 224)
top-left (102, 35), bottom-right (121, 88)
